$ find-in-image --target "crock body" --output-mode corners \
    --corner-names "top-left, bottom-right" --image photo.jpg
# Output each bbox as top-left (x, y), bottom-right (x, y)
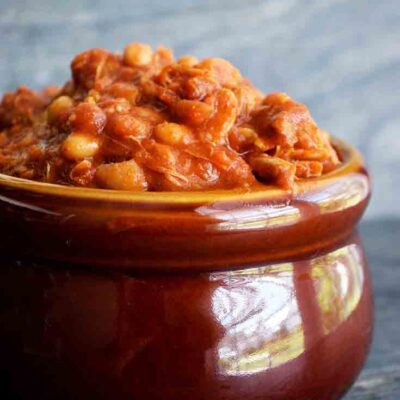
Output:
top-left (0, 234), bottom-right (372, 400)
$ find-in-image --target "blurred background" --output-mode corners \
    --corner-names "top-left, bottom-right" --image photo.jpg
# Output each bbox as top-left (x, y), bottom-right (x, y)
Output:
top-left (0, 1), bottom-right (399, 398)
top-left (0, 0), bottom-right (398, 220)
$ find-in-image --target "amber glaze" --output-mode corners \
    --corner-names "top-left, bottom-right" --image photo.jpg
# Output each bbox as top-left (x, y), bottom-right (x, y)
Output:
top-left (0, 138), bottom-right (372, 400)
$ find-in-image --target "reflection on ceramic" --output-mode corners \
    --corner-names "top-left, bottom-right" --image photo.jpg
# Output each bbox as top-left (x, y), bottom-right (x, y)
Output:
top-left (301, 173), bottom-right (370, 215)
top-left (212, 264), bottom-right (303, 375)
top-left (196, 172), bottom-right (369, 232)
top-left (0, 236), bottom-right (372, 400)
top-left (212, 244), bottom-right (365, 377)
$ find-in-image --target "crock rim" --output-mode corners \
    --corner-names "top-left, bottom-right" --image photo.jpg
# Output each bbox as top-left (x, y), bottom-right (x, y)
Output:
top-left (0, 137), bottom-right (363, 204)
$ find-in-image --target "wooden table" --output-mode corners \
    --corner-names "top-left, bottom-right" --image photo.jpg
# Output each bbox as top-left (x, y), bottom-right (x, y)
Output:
top-left (345, 220), bottom-right (399, 399)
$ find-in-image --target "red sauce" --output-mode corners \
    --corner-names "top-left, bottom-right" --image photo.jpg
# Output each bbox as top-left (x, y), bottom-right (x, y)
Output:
top-left (0, 43), bottom-right (339, 191)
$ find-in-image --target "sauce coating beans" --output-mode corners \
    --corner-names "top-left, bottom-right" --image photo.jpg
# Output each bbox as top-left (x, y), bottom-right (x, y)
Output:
top-left (0, 43), bottom-right (339, 191)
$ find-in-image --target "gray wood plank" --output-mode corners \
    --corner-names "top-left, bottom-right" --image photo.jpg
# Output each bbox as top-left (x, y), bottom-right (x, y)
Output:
top-left (344, 220), bottom-right (400, 399)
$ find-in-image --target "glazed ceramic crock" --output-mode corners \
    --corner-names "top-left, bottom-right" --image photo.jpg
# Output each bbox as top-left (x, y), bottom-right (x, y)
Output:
top-left (0, 138), bottom-right (372, 400)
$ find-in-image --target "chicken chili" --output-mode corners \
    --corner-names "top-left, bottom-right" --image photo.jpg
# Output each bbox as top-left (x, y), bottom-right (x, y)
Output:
top-left (0, 43), bottom-right (339, 191)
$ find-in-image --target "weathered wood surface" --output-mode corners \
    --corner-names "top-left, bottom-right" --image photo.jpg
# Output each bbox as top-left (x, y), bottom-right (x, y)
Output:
top-left (347, 220), bottom-right (400, 400)
top-left (0, 1), bottom-right (398, 398)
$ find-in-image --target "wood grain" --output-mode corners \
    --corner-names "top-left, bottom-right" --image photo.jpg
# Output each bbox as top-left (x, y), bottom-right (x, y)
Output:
top-left (347, 220), bottom-right (400, 400)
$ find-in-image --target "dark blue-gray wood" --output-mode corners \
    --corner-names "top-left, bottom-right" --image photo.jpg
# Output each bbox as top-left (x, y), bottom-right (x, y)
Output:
top-left (0, 1), bottom-right (398, 398)
top-left (349, 220), bottom-right (400, 400)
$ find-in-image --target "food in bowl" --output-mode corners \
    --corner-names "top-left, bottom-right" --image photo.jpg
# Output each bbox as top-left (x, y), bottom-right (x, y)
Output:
top-left (0, 42), bottom-right (339, 191)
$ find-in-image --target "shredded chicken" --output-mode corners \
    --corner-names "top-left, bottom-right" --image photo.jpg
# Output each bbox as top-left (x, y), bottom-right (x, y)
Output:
top-left (0, 42), bottom-right (339, 191)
